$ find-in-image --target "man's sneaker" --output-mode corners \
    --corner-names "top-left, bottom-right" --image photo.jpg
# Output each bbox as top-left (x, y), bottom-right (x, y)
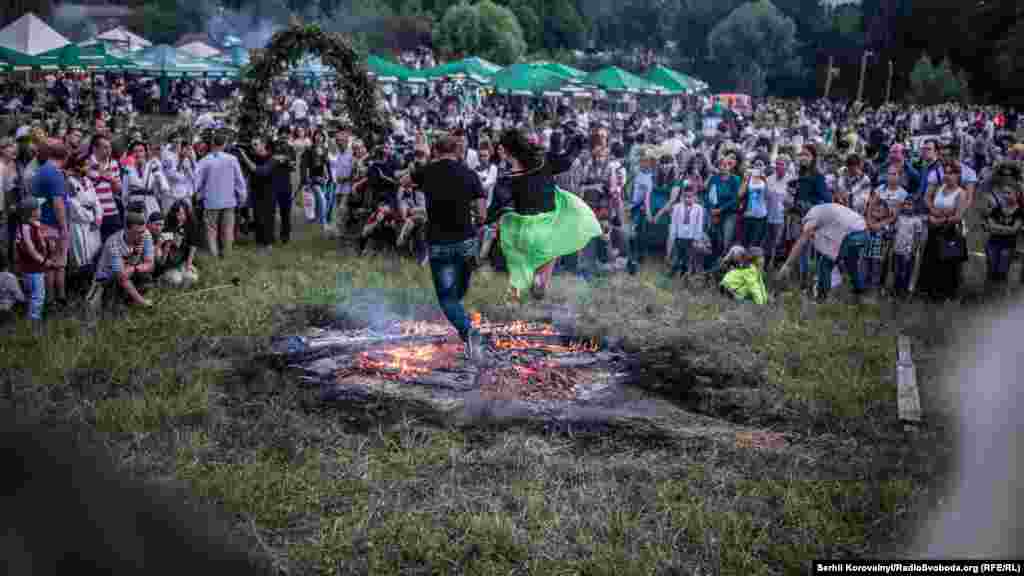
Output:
top-left (465, 329), bottom-right (485, 364)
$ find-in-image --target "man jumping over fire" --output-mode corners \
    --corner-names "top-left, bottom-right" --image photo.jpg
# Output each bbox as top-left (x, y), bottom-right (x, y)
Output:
top-left (401, 134), bottom-right (488, 363)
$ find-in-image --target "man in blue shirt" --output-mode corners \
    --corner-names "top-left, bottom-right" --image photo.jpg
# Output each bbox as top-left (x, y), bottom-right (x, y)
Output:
top-left (194, 132), bottom-right (247, 258)
top-left (32, 140), bottom-right (69, 307)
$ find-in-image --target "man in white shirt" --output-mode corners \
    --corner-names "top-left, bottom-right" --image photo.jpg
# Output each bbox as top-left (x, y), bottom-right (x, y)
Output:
top-left (779, 203), bottom-right (868, 301)
top-left (330, 128), bottom-right (354, 231)
top-left (663, 129), bottom-right (686, 157)
top-left (289, 96), bottom-right (308, 125)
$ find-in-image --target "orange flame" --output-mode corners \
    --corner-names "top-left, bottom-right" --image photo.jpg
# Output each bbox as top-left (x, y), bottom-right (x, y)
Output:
top-left (493, 336), bottom-right (600, 354)
top-left (354, 342), bottom-right (461, 378)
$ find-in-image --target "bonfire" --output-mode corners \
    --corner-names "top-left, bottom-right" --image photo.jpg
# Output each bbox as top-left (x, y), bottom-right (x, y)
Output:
top-left (287, 312), bottom-right (620, 404)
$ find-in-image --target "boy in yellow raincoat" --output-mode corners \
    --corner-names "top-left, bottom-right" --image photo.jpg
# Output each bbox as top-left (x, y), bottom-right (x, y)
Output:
top-left (720, 246), bottom-right (768, 304)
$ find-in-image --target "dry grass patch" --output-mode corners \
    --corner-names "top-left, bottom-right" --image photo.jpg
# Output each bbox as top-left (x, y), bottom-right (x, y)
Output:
top-left (0, 219), bottom-right (949, 575)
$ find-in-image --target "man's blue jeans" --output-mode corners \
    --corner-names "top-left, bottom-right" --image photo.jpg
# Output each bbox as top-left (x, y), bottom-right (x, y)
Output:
top-left (324, 182), bottom-right (337, 224)
top-left (712, 212), bottom-right (738, 260)
top-left (986, 236), bottom-right (1015, 284)
top-left (313, 182), bottom-right (336, 226)
top-left (429, 238), bottom-right (477, 342)
top-left (816, 230), bottom-right (867, 298)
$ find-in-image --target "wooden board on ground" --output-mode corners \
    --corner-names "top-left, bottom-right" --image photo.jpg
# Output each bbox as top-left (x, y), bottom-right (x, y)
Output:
top-left (897, 334), bottom-right (922, 424)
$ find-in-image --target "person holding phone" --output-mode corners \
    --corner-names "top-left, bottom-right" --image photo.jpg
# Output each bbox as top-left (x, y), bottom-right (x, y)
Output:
top-left (739, 155), bottom-right (770, 249)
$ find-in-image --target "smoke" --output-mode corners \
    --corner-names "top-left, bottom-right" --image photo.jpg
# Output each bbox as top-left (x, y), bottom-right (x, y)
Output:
top-left (200, 4), bottom-right (285, 50)
top-left (50, 3), bottom-right (99, 41)
top-left (332, 270), bottom-right (437, 329)
top-left (911, 298), bottom-right (1024, 558)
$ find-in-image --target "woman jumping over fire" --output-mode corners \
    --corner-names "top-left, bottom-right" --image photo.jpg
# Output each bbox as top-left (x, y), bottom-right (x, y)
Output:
top-left (488, 127), bottom-right (602, 301)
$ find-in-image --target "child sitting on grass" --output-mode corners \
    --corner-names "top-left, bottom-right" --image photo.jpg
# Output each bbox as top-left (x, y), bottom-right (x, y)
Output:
top-left (720, 246), bottom-right (768, 304)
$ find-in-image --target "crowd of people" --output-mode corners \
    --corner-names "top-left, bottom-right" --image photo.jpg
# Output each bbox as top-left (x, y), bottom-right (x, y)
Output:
top-left (1, 72), bottom-right (1023, 335)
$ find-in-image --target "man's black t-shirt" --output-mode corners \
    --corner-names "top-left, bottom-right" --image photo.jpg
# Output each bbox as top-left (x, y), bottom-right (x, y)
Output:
top-left (411, 159), bottom-right (485, 244)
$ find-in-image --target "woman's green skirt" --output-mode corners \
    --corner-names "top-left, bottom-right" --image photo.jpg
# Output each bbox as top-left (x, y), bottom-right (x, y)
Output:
top-left (499, 186), bottom-right (601, 294)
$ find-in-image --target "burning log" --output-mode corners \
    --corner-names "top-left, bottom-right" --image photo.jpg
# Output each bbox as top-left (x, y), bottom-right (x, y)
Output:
top-left (279, 314), bottom-right (627, 404)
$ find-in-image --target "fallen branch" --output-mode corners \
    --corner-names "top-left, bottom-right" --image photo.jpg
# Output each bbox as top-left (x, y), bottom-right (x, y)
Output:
top-left (164, 277), bottom-right (242, 301)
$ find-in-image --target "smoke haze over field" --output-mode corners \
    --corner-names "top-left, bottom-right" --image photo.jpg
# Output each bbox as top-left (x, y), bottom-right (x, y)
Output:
top-left (50, 3), bottom-right (99, 41)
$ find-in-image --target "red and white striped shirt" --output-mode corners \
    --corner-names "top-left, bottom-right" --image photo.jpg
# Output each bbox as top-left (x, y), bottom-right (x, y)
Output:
top-left (88, 156), bottom-right (121, 217)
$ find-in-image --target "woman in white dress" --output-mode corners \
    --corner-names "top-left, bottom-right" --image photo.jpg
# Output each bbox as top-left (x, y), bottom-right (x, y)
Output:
top-left (121, 141), bottom-right (167, 219)
top-left (64, 155), bottom-right (103, 271)
top-left (161, 138), bottom-right (196, 213)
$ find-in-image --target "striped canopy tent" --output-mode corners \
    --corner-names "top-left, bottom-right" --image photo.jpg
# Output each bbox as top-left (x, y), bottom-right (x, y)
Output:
top-left (0, 13), bottom-right (69, 56)
top-left (367, 54), bottom-right (425, 83)
top-left (128, 45), bottom-right (236, 77)
top-left (80, 26), bottom-right (151, 52)
top-left (0, 45), bottom-right (39, 71)
top-left (420, 57), bottom-right (501, 83)
top-left (177, 41), bottom-right (222, 60)
top-left (583, 66), bottom-right (662, 95)
top-left (36, 43), bottom-right (136, 71)
top-left (679, 72), bottom-right (708, 93)
top-left (644, 65), bottom-right (693, 94)
top-left (490, 62), bottom-right (577, 97)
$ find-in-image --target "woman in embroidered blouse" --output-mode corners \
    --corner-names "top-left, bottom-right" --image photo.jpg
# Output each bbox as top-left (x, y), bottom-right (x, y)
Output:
top-left (161, 138), bottom-right (196, 213)
top-left (65, 155), bottom-right (102, 271)
top-left (121, 141), bottom-right (166, 220)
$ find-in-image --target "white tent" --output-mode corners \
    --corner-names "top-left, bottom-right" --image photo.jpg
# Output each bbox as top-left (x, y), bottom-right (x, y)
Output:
top-left (177, 41), bottom-right (221, 59)
top-left (0, 12), bottom-right (69, 56)
top-left (80, 26), bottom-right (152, 52)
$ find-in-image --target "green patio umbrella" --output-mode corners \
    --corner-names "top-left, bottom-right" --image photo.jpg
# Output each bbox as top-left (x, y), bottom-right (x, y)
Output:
top-left (583, 66), bottom-right (658, 94)
top-left (491, 63), bottom-right (574, 96)
top-left (539, 61), bottom-right (586, 80)
top-left (644, 65), bottom-right (692, 94)
top-left (36, 43), bottom-right (135, 71)
top-left (421, 56), bottom-right (501, 83)
top-left (367, 54), bottom-right (424, 83)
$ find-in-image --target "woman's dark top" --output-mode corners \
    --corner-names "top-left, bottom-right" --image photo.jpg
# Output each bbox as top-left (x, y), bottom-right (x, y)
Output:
top-left (301, 145), bottom-right (329, 183)
top-left (488, 134), bottom-right (584, 222)
top-left (162, 210), bottom-right (202, 270)
top-left (250, 157), bottom-right (293, 200)
top-left (794, 171), bottom-right (830, 215)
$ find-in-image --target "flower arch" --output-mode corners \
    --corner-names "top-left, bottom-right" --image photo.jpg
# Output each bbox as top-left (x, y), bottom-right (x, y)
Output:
top-left (237, 23), bottom-right (391, 146)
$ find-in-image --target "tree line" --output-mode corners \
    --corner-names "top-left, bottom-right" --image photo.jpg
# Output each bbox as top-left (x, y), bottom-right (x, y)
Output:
top-left (4, 0), bottom-right (1021, 105)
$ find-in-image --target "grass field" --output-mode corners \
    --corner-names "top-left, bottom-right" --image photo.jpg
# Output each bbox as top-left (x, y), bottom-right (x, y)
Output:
top-left (0, 210), bottom-right (976, 574)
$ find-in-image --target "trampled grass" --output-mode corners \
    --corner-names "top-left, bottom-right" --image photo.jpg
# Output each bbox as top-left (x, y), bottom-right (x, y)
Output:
top-left (0, 217), bottom-right (950, 574)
